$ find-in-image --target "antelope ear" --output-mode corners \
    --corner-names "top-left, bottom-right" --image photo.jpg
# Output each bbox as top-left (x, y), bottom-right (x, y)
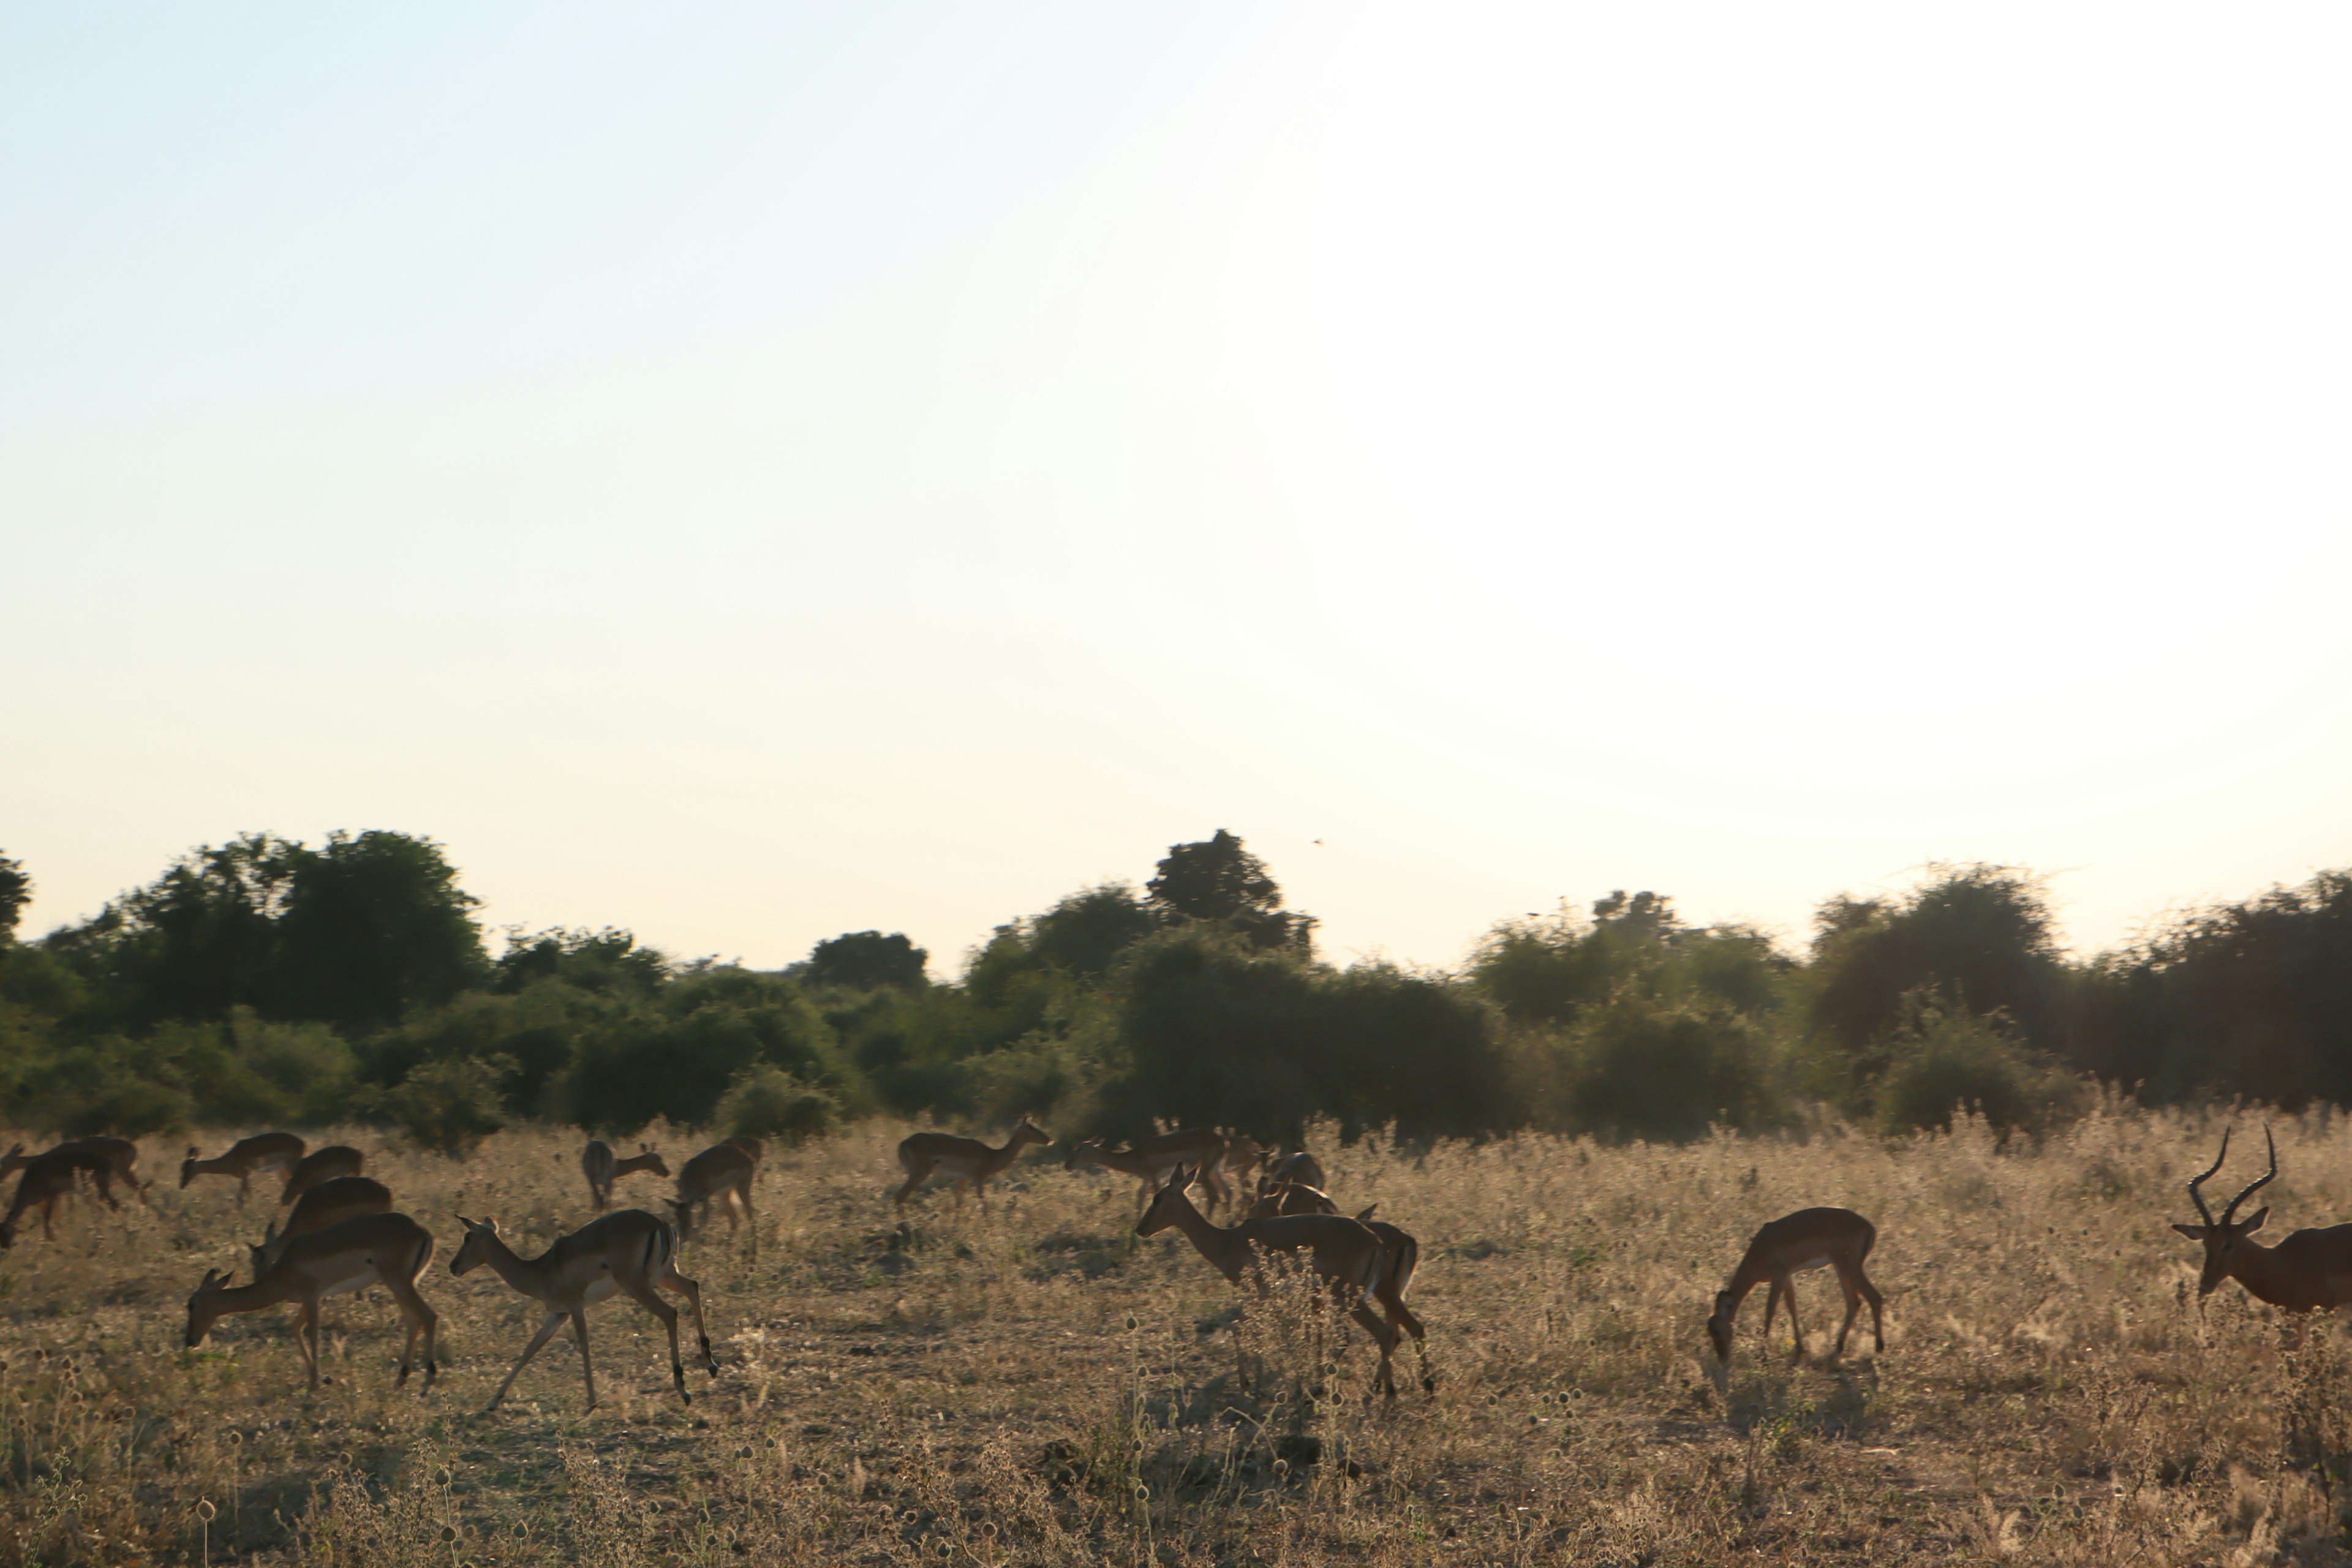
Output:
top-left (2171, 1223), bottom-right (2207, 1239)
top-left (2241, 1207), bottom-right (2269, 1234)
top-left (198, 1268), bottom-right (223, 1289)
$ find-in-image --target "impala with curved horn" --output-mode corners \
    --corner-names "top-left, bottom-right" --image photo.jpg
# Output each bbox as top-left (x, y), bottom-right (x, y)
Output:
top-left (2173, 1125), bottom-right (2352, 1311)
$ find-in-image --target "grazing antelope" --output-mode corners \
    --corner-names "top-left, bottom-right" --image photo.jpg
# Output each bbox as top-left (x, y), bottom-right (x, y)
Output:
top-left (280, 1145), bottom-right (364, 1207)
top-left (252, 1177), bottom-right (395, 1275)
top-left (1137, 1164), bottom-right (1415, 1400)
top-left (1, 1137), bottom-right (146, 1197)
top-left (1707, 1207), bottom-right (1885, 1363)
top-left (581, 1140), bottom-right (669, 1212)
top-left (184, 1212), bottom-right (439, 1393)
top-left (1066, 1128), bottom-right (1233, 1213)
top-left (2174, 1125), bottom-right (2352, 1311)
top-left (0, 1147), bottom-right (123, 1247)
top-left (181, 1133), bottom-right (306, 1204)
top-left (1265, 1149), bottom-right (1327, 1194)
top-left (895, 1114), bottom-right (1052, 1212)
top-left (452, 1211), bottom-right (717, 1411)
top-left (1250, 1181), bottom-right (1340, 1218)
top-left (670, 1143), bottom-right (758, 1254)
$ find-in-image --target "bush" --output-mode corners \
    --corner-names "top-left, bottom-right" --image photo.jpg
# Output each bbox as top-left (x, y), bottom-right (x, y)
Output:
top-left (1874, 995), bottom-right (2084, 1137)
top-left (1556, 995), bottom-right (1787, 1142)
top-left (715, 1066), bottom-right (839, 1145)
top-left (369, 1055), bottom-right (510, 1156)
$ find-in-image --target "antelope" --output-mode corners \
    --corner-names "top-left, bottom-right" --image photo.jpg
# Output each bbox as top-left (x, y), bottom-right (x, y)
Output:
top-left (1137, 1164), bottom-right (1415, 1400)
top-left (280, 1145), bottom-right (364, 1206)
top-left (1250, 1181), bottom-right (1340, 1218)
top-left (181, 1133), bottom-right (306, 1204)
top-left (1264, 1149), bottom-right (1327, 1194)
top-left (2173, 1125), bottom-right (2352, 1311)
top-left (185, 1212), bottom-right (439, 1393)
top-left (1066, 1129), bottom-right (1233, 1213)
top-left (670, 1143), bottom-right (758, 1254)
top-left (1221, 1134), bottom-right (1269, 1187)
top-left (451, 1211), bottom-right (718, 1412)
top-left (0, 1147), bottom-right (123, 1247)
top-left (1706, 1207), bottom-right (1885, 1363)
top-left (895, 1114), bottom-right (1052, 1212)
top-left (581, 1140), bottom-right (669, 1212)
top-left (252, 1176), bottom-right (395, 1275)
top-left (2, 1137), bottom-right (146, 1197)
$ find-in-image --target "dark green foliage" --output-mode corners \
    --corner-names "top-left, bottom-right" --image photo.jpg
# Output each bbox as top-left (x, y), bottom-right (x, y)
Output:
top-left (2070, 871), bottom-right (2352, 1105)
top-left (1027, 884), bottom-right (1163, 978)
top-left (1809, 865), bottom-right (2067, 1055)
top-left (0, 849), bottom-right (29, 940)
top-left (805, 930), bottom-right (930, 990)
top-left (716, 1066), bottom-right (839, 1144)
top-left (365, 1055), bottom-right (510, 1156)
top-left (268, 831), bottom-right (487, 1030)
top-left (1102, 929), bottom-right (1512, 1143)
top-left (1555, 997), bottom-right (1784, 1142)
top-left (1874, 993), bottom-right (2084, 1136)
top-left (554, 968), bottom-right (843, 1136)
top-left (1147, 832), bottom-right (1314, 951)
top-left (492, 927), bottom-right (670, 997)
top-left (45, 831), bottom-right (485, 1033)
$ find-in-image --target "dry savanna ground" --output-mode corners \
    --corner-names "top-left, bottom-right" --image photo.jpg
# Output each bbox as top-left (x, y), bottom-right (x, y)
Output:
top-left (4, 1105), bottom-right (2352, 1565)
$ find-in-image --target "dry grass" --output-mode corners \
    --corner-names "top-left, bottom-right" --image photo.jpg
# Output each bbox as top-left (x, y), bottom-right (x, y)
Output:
top-left (4, 1101), bottom-right (2352, 1565)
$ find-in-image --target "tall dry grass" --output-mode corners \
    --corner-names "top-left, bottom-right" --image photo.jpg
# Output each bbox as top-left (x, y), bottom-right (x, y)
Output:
top-left (2, 1101), bottom-right (2349, 1564)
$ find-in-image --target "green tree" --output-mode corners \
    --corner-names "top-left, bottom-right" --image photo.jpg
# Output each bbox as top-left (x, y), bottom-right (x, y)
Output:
top-left (270, 832), bottom-right (488, 1031)
top-left (0, 850), bottom-right (29, 940)
top-left (1146, 831), bottom-right (1313, 951)
top-left (1809, 865), bottom-right (2066, 1057)
top-left (805, 930), bottom-right (929, 990)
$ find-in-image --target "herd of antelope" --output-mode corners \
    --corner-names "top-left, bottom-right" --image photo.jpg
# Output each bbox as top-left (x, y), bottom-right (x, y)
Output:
top-left (0, 1118), bottom-right (2339, 1414)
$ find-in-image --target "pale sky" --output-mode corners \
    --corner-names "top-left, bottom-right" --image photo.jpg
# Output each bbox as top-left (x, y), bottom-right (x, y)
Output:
top-left (5, 3), bottom-right (2349, 976)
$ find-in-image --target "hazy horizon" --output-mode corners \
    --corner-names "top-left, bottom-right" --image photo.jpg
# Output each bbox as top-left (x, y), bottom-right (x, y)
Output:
top-left (7, 3), bottom-right (2350, 976)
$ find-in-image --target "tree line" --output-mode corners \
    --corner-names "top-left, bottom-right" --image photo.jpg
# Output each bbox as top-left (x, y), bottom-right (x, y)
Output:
top-left (1, 832), bottom-right (2346, 1151)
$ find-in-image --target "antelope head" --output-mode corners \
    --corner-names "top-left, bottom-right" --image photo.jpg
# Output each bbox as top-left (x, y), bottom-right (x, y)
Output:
top-left (1013, 1114), bottom-right (1052, 1151)
top-left (1063, 1136), bottom-right (1104, 1172)
top-left (1706, 1293), bottom-right (1738, 1362)
top-left (185, 1268), bottom-right (233, 1346)
top-left (2173, 1126), bottom-right (2278, 1296)
top-left (449, 1214), bottom-right (501, 1276)
top-left (179, 1147), bottom-right (202, 1189)
top-left (1136, 1165), bottom-right (1195, 1238)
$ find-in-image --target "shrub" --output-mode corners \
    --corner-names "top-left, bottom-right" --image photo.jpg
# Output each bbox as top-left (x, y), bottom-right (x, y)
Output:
top-left (1874, 995), bottom-right (2084, 1137)
top-left (1557, 995), bottom-right (1787, 1142)
top-left (715, 1066), bottom-right (839, 1145)
top-left (369, 1055), bottom-right (510, 1156)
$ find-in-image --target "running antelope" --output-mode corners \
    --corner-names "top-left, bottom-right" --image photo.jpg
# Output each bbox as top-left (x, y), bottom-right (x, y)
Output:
top-left (670, 1143), bottom-right (758, 1254)
top-left (895, 1115), bottom-right (1052, 1212)
top-left (1707, 1207), bottom-right (1885, 1363)
top-left (1066, 1129), bottom-right (1234, 1213)
top-left (451, 1211), bottom-right (718, 1412)
top-left (2174, 1125), bottom-right (2352, 1311)
top-left (280, 1145), bottom-right (364, 1206)
top-left (0, 1147), bottom-right (123, 1247)
top-left (185, 1213), bottom-right (439, 1393)
top-left (581, 1140), bottom-right (669, 1212)
top-left (252, 1176), bottom-right (395, 1275)
top-left (182, 1133), bottom-right (305, 1204)
top-left (1138, 1164), bottom-right (1418, 1400)
top-left (2, 1137), bottom-right (146, 1196)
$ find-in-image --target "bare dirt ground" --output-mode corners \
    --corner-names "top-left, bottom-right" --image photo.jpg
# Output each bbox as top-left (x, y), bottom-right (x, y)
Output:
top-left (2, 1106), bottom-right (2348, 1565)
